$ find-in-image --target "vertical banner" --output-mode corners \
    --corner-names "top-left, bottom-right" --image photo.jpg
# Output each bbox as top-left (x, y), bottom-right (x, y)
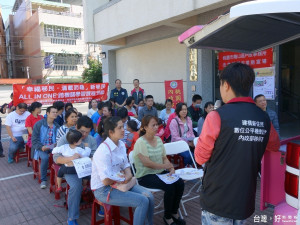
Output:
top-left (253, 67), bottom-right (275, 100)
top-left (13, 83), bottom-right (109, 106)
top-left (164, 80), bottom-right (184, 108)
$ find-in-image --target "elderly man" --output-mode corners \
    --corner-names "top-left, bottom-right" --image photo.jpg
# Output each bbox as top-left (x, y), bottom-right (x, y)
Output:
top-left (53, 116), bottom-right (97, 225)
top-left (32, 106), bottom-right (59, 189)
top-left (5, 103), bottom-right (30, 163)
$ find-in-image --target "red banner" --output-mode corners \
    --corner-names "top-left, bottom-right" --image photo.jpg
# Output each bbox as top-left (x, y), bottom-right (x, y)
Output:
top-left (13, 83), bottom-right (108, 106)
top-left (218, 48), bottom-right (273, 70)
top-left (164, 80), bottom-right (184, 108)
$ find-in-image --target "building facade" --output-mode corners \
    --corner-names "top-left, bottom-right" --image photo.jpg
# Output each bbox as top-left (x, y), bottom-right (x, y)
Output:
top-left (7, 0), bottom-right (100, 83)
top-left (84, 0), bottom-right (300, 137)
top-left (0, 7), bottom-right (8, 79)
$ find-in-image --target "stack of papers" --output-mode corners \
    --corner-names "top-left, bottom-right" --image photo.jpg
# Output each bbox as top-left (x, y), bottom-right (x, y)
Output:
top-left (156, 173), bottom-right (180, 184)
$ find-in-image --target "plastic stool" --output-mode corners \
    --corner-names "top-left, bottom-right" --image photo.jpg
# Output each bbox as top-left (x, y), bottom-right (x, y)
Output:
top-left (49, 163), bottom-right (66, 200)
top-left (14, 147), bottom-right (28, 163)
top-left (91, 199), bottom-right (134, 225)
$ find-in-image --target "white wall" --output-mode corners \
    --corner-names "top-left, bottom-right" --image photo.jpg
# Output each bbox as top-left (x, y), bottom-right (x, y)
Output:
top-left (115, 37), bottom-right (187, 104)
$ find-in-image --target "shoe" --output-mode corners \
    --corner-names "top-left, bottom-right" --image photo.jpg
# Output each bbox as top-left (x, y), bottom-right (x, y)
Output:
top-left (40, 181), bottom-right (47, 189)
top-left (67, 219), bottom-right (78, 225)
top-left (8, 157), bottom-right (14, 164)
top-left (171, 215), bottom-right (186, 225)
top-left (98, 209), bottom-right (105, 217)
top-left (56, 187), bottom-right (63, 193)
top-left (163, 217), bottom-right (177, 225)
top-left (0, 154), bottom-right (5, 158)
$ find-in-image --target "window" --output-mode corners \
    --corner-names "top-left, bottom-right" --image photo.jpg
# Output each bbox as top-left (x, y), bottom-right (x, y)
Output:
top-left (46, 25), bottom-right (54, 37)
top-left (55, 26), bottom-right (63, 37)
top-left (64, 27), bottom-right (70, 38)
top-left (74, 28), bottom-right (81, 39)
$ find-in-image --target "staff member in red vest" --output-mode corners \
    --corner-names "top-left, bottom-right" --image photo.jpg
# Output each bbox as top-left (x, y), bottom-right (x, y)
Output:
top-left (195, 63), bottom-right (280, 225)
top-left (131, 79), bottom-right (145, 108)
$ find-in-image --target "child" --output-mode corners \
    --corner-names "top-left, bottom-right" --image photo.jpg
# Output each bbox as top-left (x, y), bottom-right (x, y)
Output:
top-left (125, 120), bottom-right (139, 154)
top-left (155, 118), bottom-right (165, 143)
top-left (137, 99), bottom-right (144, 115)
top-left (52, 129), bottom-right (91, 192)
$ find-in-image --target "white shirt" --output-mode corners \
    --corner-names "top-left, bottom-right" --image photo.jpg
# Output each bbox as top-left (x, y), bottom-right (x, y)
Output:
top-left (52, 144), bottom-right (91, 166)
top-left (87, 108), bottom-right (97, 118)
top-left (5, 111), bottom-right (30, 137)
top-left (91, 137), bottom-right (130, 190)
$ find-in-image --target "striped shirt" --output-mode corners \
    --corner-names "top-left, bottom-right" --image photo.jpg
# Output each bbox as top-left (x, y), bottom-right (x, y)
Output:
top-left (56, 125), bottom-right (76, 142)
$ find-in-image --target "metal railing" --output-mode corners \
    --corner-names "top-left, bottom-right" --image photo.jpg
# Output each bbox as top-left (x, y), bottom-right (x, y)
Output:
top-left (38, 8), bottom-right (82, 18)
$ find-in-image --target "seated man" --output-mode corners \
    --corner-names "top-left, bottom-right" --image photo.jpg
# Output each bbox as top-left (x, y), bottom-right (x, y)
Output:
top-left (5, 103), bottom-right (30, 163)
top-left (32, 106), bottom-right (59, 189)
top-left (254, 94), bottom-right (280, 137)
top-left (187, 94), bottom-right (203, 128)
top-left (53, 116), bottom-right (97, 225)
top-left (138, 95), bottom-right (158, 121)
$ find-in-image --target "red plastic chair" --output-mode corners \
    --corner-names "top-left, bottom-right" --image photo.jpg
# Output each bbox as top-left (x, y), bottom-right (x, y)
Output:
top-left (167, 154), bottom-right (185, 169)
top-left (49, 163), bottom-right (66, 200)
top-left (91, 199), bottom-right (134, 225)
top-left (14, 147), bottom-right (28, 163)
top-left (26, 145), bottom-right (32, 167)
top-left (65, 183), bottom-right (94, 210)
top-left (32, 154), bottom-right (53, 184)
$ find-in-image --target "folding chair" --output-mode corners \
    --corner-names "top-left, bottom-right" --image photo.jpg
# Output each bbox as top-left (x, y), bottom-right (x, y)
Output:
top-left (164, 140), bottom-right (203, 216)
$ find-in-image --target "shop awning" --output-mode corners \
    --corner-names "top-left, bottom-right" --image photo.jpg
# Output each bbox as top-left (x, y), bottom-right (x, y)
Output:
top-left (179, 0), bottom-right (300, 52)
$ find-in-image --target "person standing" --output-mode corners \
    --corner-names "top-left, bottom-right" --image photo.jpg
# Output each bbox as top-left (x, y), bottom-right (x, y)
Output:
top-left (138, 95), bottom-right (158, 121)
top-left (32, 106), bottom-right (59, 189)
top-left (5, 103), bottom-right (30, 163)
top-left (195, 63), bottom-right (280, 224)
top-left (254, 94), bottom-right (280, 137)
top-left (187, 94), bottom-right (203, 128)
top-left (131, 79), bottom-right (145, 108)
top-left (0, 104), bottom-right (8, 157)
top-left (110, 79), bottom-right (128, 108)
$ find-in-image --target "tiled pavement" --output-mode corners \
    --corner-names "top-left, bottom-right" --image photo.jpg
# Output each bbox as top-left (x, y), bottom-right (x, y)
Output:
top-left (0, 124), bottom-right (275, 225)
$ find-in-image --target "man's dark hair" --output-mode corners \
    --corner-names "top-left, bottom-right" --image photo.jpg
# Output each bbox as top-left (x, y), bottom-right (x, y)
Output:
top-left (53, 101), bottom-right (65, 111)
top-left (77, 116), bottom-right (93, 129)
top-left (126, 97), bottom-right (134, 106)
top-left (117, 107), bottom-right (128, 119)
top-left (97, 102), bottom-right (105, 110)
top-left (0, 103), bottom-right (8, 114)
top-left (65, 103), bottom-right (73, 111)
top-left (115, 79), bottom-right (121, 83)
top-left (220, 62), bottom-right (255, 97)
top-left (165, 99), bottom-right (173, 105)
top-left (46, 106), bottom-right (57, 113)
top-left (127, 120), bottom-right (138, 132)
top-left (17, 103), bottom-right (28, 110)
top-left (192, 94), bottom-right (202, 102)
top-left (133, 79), bottom-right (139, 83)
top-left (145, 95), bottom-right (153, 100)
top-left (254, 94), bottom-right (265, 102)
top-left (66, 129), bottom-right (82, 144)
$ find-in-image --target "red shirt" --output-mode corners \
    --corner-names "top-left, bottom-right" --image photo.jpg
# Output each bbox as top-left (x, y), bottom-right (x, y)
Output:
top-left (25, 114), bottom-right (43, 136)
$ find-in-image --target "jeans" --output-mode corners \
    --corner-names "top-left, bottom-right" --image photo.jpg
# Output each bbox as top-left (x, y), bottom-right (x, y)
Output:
top-left (38, 150), bottom-right (51, 182)
top-left (138, 172), bottom-right (185, 219)
top-left (8, 136), bottom-right (24, 159)
top-left (65, 174), bottom-right (83, 220)
top-left (202, 210), bottom-right (245, 225)
top-left (57, 165), bottom-right (76, 178)
top-left (179, 151), bottom-right (194, 165)
top-left (94, 185), bottom-right (154, 225)
top-left (0, 118), bottom-right (3, 155)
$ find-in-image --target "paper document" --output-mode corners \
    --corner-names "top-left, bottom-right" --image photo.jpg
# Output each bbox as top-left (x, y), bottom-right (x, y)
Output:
top-left (72, 157), bottom-right (92, 178)
top-left (156, 173), bottom-right (180, 184)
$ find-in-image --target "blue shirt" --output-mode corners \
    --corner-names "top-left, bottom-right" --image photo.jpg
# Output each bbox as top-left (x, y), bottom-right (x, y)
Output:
top-left (90, 111), bottom-right (101, 136)
top-left (110, 88), bottom-right (128, 105)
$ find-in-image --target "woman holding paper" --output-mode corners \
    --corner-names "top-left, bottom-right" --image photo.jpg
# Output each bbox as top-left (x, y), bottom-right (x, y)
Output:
top-left (91, 116), bottom-right (154, 225)
top-left (133, 115), bottom-right (185, 225)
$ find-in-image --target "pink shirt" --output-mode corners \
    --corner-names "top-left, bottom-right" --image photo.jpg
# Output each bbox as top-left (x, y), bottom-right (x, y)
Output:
top-left (169, 116), bottom-right (195, 143)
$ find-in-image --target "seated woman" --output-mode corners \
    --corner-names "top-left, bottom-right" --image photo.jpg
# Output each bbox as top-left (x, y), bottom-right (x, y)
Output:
top-left (159, 99), bottom-right (175, 124)
top-left (133, 115), bottom-right (186, 225)
top-left (169, 103), bottom-right (195, 166)
top-left (56, 109), bottom-right (78, 142)
top-left (124, 97), bottom-right (137, 117)
top-left (91, 116), bottom-right (154, 225)
top-left (197, 101), bottom-right (214, 136)
top-left (25, 102), bottom-right (43, 147)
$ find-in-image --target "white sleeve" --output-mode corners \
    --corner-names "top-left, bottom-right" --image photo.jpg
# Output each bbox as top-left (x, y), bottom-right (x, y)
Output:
top-left (93, 144), bottom-right (113, 181)
top-left (5, 113), bottom-right (12, 126)
top-left (52, 145), bottom-right (64, 154)
top-left (80, 147), bottom-right (91, 157)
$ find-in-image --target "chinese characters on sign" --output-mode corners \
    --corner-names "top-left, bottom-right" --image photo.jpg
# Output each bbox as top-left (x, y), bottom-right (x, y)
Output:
top-left (235, 120), bottom-right (267, 143)
top-left (13, 83), bottom-right (109, 106)
top-left (218, 48), bottom-right (273, 70)
top-left (254, 214), bottom-right (298, 223)
top-left (253, 67), bottom-right (276, 100)
top-left (164, 80), bottom-right (184, 108)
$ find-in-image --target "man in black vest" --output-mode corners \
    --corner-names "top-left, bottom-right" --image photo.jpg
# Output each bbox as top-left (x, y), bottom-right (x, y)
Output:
top-left (195, 63), bottom-right (280, 224)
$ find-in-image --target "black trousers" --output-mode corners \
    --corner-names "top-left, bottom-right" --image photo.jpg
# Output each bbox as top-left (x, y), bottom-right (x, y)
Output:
top-left (57, 165), bottom-right (76, 178)
top-left (0, 118), bottom-right (3, 155)
top-left (138, 171), bottom-right (185, 219)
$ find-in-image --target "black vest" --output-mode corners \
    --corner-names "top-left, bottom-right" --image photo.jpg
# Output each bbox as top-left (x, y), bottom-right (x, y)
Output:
top-left (200, 102), bottom-right (270, 220)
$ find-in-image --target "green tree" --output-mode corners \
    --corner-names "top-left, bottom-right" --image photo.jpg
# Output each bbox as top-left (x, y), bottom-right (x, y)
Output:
top-left (82, 58), bottom-right (102, 83)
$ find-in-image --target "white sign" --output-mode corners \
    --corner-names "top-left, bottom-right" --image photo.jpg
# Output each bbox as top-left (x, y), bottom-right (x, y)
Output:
top-left (72, 157), bottom-right (92, 178)
top-left (253, 67), bottom-right (275, 100)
